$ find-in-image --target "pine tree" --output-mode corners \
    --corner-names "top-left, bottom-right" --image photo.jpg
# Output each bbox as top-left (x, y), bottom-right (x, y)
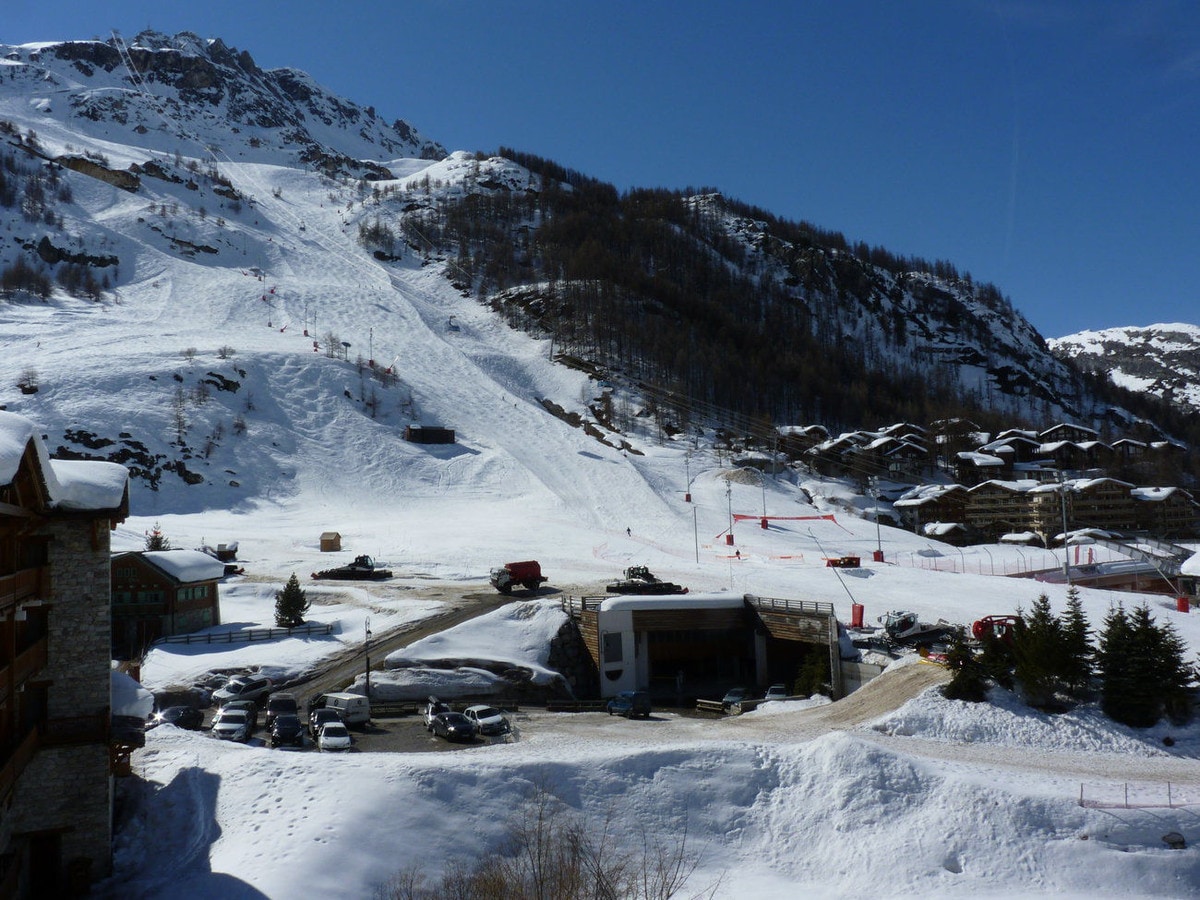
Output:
top-left (1013, 594), bottom-right (1063, 708)
top-left (1096, 603), bottom-right (1192, 728)
top-left (1097, 604), bottom-right (1136, 725)
top-left (274, 574), bottom-right (309, 628)
top-left (144, 522), bottom-right (172, 551)
top-left (1058, 586), bottom-right (1093, 698)
top-left (942, 628), bottom-right (988, 702)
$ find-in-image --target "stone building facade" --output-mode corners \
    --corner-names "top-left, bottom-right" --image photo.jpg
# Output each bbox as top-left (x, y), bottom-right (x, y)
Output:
top-left (0, 412), bottom-right (129, 897)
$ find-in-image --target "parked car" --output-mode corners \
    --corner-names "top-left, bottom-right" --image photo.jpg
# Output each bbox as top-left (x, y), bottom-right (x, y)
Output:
top-left (309, 708), bottom-right (342, 740)
top-left (221, 700), bottom-right (259, 728)
top-left (606, 691), bottom-right (652, 719)
top-left (721, 687), bottom-right (752, 709)
top-left (148, 706), bottom-right (204, 731)
top-left (210, 708), bottom-right (254, 742)
top-left (463, 705), bottom-right (510, 736)
top-left (212, 674), bottom-right (273, 706)
top-left (424, 696), bottom-right (452, 731)
top-left (317, 721), bottom-right (353, 752)
top-left (430, 712), bottom-right (476, 743)
top-left (764, 684), bottom-right (788, 702)
top-left (270, 714), bottom-right (305, 748)
top-left (265, 692), bottom-right (299, 728)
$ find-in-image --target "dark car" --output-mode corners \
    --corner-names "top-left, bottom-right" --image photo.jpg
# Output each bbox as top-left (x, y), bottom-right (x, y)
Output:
top-left (148, 706), bottom-right (204, 730)
top-left (270, 714), bottom-right (305, 748)
top-left (265, 692), bottom-right (299, 729)
top-left (721, 687), bottom-right (752, 709)
top-left (431, 712), bottom-right (476, 743)
top-left (309, 707), bottom-right (342, 740)
top-left (606, 691), bottom-right (652, 719)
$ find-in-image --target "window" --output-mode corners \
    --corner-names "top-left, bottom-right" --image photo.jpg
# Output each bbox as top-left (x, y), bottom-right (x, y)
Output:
top-left (602, 632), bottom-right (623, 664)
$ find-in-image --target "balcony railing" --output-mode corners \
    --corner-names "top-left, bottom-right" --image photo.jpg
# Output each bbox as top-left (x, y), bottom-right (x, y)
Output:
top-left (0, 726), bottom-right (39, 807)
top-left (0, 566), bottom-right (47, 611)
top-left (0, 636), bottom-right (48, 705)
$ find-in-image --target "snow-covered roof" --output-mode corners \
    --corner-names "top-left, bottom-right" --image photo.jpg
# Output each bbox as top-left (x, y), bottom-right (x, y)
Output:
top-left (1130, 486), bottom-right (1189, 502)
top-left (0, 410), bottom-right (128, 512)
top-left (999, 531), bottom-right (1041, 544)
top-left (956, 451), bottom-right (1004, 467)
top-left (597, 592), bottom-right (746, 613)
top-left (124, 550), bottom-right (227, 583)
top-left (922, 522), bottom-right (964, 536)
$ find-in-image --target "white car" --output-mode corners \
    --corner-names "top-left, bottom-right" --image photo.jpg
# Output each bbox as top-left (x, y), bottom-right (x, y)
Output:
top-left (463, 704), bottom-right (510, 736)
top-left (210, 708), bottom-right (253, 742)
top-left (317, 721), bottom-right (353, 752)
top-left (764, 684), bottom-right (788, 702)
top-left (212, 674), bottom-right (273, 706)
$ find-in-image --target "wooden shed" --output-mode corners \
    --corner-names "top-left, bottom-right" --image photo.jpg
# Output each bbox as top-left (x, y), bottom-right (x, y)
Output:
top-left (404, 425), bottom-right (456, 444)
top-left (320, 531), bottom-right (342, 552)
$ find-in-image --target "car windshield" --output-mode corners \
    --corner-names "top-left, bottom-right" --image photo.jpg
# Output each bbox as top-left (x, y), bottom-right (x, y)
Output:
top-left (323, 724), bottom-right (348, 736)
top-left (474, 707), bottom-right (500, 719)
top-left (442, 714), bottom-right (469, 725)
top-left (219, 711), bottom-right (247, 724)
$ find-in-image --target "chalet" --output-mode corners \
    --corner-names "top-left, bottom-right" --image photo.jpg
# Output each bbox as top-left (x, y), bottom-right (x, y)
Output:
top-left (894, 484), bottom-right (967, 534)
top-left (0, 410), bottom-right (130, 896)
top-left (1029, 477), bottom-right (1138, 542)
top-left (981, 434), bottom-right (1042, 464)
top-left (110, 550), bottom-right (226, 658)
top-left (953, 450), bottom-right (1006, 486)
top-left (964, 480), bottom-right (1039, 541)
top-left (776, 424), bottom-right (829, 460)
top-left (1040, 423), bottom-right (1099, 444)
top-left (1131, 487), bottom-right (1198, 537)
top-left (1034, 440), bottom-right (1089, 471)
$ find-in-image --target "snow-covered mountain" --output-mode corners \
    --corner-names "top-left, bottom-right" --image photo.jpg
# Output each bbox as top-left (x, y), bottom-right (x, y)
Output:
top-left (4, 29), bottom-right (1191, 496)
top-left (1051, 323), bottom-right (1200, 414)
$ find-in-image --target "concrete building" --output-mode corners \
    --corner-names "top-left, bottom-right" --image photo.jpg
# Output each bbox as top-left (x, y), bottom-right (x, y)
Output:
top-left (0, 411), bottom-right (129, 897)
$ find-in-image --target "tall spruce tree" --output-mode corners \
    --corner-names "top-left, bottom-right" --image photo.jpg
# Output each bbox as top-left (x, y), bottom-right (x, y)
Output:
top-left (274, 573), bottom-right (309, 628)
top-left (1097, 603), bottom-right (1192, 728)
top-left (1058, 586), bottom-right (1093, 698)
top-left (1013, 594), bottom-right (1063, 708)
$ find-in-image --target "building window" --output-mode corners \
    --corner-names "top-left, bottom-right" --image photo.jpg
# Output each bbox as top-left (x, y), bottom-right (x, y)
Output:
top-left (602, 632), bottom-right (623, 664)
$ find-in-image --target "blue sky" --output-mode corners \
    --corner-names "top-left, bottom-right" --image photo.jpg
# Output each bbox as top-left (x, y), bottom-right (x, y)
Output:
top-left (6, 1), bottom-right (1198, 338)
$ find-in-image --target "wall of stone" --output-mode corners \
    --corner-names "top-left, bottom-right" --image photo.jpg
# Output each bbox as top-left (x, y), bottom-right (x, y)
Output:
top-left (547, 618), bottom-right (599, 699)
top-left (41, 520), bottom-right (112, 717)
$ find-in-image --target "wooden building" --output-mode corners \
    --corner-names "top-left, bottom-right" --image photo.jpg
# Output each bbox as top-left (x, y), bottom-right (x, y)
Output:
top-left (110, 550), bottom-right (226, 658)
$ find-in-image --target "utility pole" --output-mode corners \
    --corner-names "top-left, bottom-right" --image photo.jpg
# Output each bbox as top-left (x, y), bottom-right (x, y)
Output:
top-left (1058, 470), bottom-right (1071, 583)
top-left (873, 476), bottom-right (882, 561)
top-left (726, 480), bottom-right (734, 546)
top-left (364, 616), bottom-right (373, 699)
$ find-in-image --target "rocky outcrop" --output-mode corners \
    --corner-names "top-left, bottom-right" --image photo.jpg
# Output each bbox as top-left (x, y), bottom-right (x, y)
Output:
top-left (58, 156), bottom-right (139, 192)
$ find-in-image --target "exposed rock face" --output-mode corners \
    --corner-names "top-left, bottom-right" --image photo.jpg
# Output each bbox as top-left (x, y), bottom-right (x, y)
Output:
top-left (1051, 325), bottom-right (1200, 413)
top-left (57, 156), bottom-right (140, 192)
top-left (10, 32), bottom-right (446, 178)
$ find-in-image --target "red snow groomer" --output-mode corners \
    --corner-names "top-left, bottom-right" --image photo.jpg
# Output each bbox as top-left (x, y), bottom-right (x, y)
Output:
top-left (971, 615), bottom-right (1023, 645)
top-left (489, 560), bottom-right (548, 595)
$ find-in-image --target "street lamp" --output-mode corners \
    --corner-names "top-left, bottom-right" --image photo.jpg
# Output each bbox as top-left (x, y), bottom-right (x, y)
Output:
top-left (725, 480), bottom-right (734, 546)
top-left (364, 616), bottom-right (373, 699)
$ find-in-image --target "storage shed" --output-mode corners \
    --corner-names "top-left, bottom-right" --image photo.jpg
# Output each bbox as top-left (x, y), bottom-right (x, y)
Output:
top-left (320, 531), bottom-right (342, 552)
top-left (404, 425), bottom-right (456, 444)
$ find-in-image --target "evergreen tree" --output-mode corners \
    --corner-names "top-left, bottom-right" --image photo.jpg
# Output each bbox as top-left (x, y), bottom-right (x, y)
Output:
top-left (1013, 594), bottom-right (1063, 708)
top-left (1058, 586), bottom-right (1093, 698)
top-left (1097, 604), bottom-right (1136, 725)
top-left (144, 522), bottom-right (172, 551)
top-left (274, 573), bottom-right (309, 628)
top-left (1097, 603), bottom-right (1192, 728)
top-left (942, 628), bottom-right (988, 702)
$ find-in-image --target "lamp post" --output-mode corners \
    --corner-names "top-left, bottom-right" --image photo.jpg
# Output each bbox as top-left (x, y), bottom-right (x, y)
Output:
top-left (872, 476), bottom-right (882, 560)
top-left (725, 479), bottom-right (734, 546)
top-left (1058, 471), bottom-right (1071, 583)
top-left (364, 616), bottom-right (373, 699)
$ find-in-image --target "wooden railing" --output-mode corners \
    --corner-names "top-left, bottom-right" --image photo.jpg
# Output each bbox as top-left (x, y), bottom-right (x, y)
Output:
top-left (0, 635), bottom-right (48, 705)
top-left (0, 566), bottom-right (46, 611)
top-left (151, 621), bottom-right (335, 646)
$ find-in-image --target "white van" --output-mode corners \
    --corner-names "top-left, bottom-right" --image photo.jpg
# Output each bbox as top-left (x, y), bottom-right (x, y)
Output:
top-left (320, 692), bottom-right (370, 727)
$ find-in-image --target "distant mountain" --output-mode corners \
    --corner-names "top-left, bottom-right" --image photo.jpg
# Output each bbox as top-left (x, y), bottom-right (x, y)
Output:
top-left (0, 31), bottom-right (1195, 509)
top-left (1050, 324), bottom-right (1200, 414)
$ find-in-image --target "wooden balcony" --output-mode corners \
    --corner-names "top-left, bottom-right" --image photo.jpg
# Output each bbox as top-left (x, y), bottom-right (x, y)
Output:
top-left (0, 566), bottom-right (48, 612)
top-left (0, 726), bottom-right (39, 809)
top-left (0, 636), bottom-right (48, 705)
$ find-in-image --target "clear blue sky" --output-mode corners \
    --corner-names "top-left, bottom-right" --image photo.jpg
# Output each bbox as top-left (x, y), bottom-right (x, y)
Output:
top-left (6, 1), bottom-right (1198, 338)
